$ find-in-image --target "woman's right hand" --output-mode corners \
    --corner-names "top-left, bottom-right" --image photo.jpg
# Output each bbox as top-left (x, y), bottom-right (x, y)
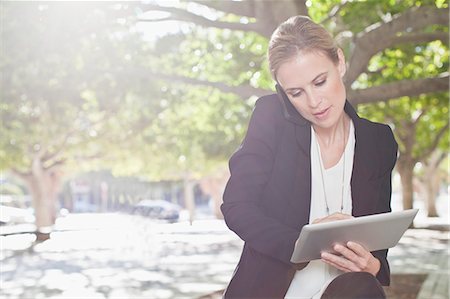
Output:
top-left (312, 212), bottom-right (353, 224)
top-left (312, 213), bottom-right (381, 276)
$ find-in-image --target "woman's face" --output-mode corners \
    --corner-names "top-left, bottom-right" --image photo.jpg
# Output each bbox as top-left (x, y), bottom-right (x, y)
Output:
top-left (276, 50), bottom-right (347, 129)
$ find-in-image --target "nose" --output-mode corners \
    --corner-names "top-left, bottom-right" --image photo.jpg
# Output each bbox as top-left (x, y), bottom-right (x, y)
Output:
top-left (306, 90), bottom-right (322, 108)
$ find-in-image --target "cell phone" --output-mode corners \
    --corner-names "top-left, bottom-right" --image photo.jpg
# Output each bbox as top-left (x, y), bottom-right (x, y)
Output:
top-left (275, 83), bottom-right (307, 125)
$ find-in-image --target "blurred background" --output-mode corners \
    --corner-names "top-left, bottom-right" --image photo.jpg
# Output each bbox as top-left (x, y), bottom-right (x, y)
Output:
top-left (0, 1), bottom-right (448, 298)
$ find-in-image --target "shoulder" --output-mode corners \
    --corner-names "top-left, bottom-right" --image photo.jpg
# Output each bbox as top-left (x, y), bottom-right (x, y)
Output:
top-left (246, 93), bottom-right (286, 132)
top-left (356, 117), bottom-right (398, 167)
top-left (253, 93), bottom-right (284, 119)
top-left (357, 118), bottom-right (396, 145)
top-left (240, 93), bottom-right (286, 153)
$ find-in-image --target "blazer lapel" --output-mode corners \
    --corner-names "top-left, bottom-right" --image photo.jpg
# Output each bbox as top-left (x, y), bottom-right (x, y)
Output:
top-left (345, 102), bottom-right (380, 216)
top-left (280, 98), bottom-right (379, 224)
top-left (292, 124), bottom-right (312, 227)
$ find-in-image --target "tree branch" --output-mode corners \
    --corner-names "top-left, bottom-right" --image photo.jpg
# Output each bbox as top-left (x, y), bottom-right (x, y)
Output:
top-left (436, 151), bottom-right (447, 166)
top-left (433, 150), bottom-right (447, 167)
top-left (134, 66), bottom-right (447, 104)
top-left (43, 158), bottom-right (67, 172)
top-left (413, 108), bottom-right (428, 126)
top-left (346, 6), bottom-right (449, 84)
top-left (73, 153), bottom-right (103, 162)
top-left (41, 128), bottom-right (77, 164)
top-left (154, 72), bottom-right (269, 98)
top-left (348, 75), bottom-right (449, 104)
top-left (11, 168), bottom-right (31, 180)
top-left (186, 0), bottom-right (256, 18)
top-left (418, 120), bottom-right (450, 161)
top-left (321, 0), bottom-right (349, 24)
top-left (393, 31), bottom-right (448, 45)
top-left (292, 0), bottom-right (308, 16)
top-left (139, 3), bottom-right (261, 34)
top-left (122, 65), bottom-right (269, 98)
top-left (40, 107), bottom-right (111, 164)
top-left (138, 16), bottom-right (172, 22)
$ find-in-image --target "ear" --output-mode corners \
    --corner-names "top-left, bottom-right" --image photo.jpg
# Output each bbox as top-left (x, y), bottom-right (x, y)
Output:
top-left (337, 48), bottom-right (346, 78)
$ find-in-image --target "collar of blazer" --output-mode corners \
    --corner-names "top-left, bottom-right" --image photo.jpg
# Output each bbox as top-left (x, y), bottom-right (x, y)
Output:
top-left (276, 88), bottom-right (383, 216)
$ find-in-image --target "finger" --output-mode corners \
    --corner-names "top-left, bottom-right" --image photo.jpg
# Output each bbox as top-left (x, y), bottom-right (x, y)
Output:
top-left (321, 252), bottom-right (361, 272)
top-left (312, 217), bottom-right (323, 224)
top-left (330, 212), bottom-right (353, 220)
top-left (321, 253), bottom-right (357, 272)
top-left (347, 241), bottom-right (370, 257)
top-left (314, 213), bottom-right (353, 224)
top-left (346, 242), bottom-right (371, 269)
top-left (321, 257), bottom-right (351, 272)
top-left (333, 243), bottom-right (361, 263)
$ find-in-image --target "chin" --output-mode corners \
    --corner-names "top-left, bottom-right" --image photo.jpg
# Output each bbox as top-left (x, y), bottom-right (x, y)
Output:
top-left (310, 116), bottom-right (337, 128)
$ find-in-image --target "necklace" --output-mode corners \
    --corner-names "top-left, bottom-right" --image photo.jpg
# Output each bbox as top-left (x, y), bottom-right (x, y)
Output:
top-left (314, 120), bottom-right (346, 215)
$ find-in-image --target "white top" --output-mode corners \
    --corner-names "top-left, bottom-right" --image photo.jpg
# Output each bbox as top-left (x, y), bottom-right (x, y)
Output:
top-left (285, 120), bottom-right (355, 299)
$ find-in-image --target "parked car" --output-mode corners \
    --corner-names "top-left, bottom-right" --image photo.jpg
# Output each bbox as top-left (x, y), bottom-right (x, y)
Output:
top-left (132, 199), bottom-right (181, 221)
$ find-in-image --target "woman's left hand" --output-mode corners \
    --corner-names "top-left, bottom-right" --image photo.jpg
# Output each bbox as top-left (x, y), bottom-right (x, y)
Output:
top-left (320, 241), bottom-right (381, 276)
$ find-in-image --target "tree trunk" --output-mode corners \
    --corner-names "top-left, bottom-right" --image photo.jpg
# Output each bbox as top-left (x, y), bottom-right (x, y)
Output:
top-left (420, 150), bottom-right (446, 217)
top-left (425, 178), bottom-right (439, 217)
top-left (397, 160), bottom-right (415, 210)
top-left (199, 169), bottom-right (230, 220)
top-left (414, 175), bottom-right (439, 217)
top-left (20, 157), bottom-right (63, 241)
top-left (100, 181), bottom-right (109, 213)
top-left (183, 177), bottom-right (195, 225)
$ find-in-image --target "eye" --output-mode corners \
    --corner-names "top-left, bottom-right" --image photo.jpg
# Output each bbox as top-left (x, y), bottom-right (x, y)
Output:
top-left (290, 90), bottom-right (303, 98)
top-left (315, 78), bottom-right (327, 87)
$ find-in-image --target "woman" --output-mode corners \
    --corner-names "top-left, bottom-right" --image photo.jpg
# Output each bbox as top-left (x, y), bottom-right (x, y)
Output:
top-left (221, 16), bottom-right (398, 299)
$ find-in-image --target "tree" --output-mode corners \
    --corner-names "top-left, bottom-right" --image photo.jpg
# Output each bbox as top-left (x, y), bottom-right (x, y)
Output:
top-left (2, 0), bottom-right (448, 233)
top-left (138, 0), bottom-right (449, 102)
top-left (358, 94), bottom-right (449, 210)
top-left (415, 150), bottom-right (447, 216)
top-left (0, 2), bottom-right (163, 239)
top-left (108, 84), bottom-right (252, 222)
top-left (357, 26), bottom-right (448, 211)
top-left (137, 0), bottom-right (449, 214)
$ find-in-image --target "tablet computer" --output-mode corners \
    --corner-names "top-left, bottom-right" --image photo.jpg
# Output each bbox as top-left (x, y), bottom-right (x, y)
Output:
top-left (290, 209), bottom-right (418, 263)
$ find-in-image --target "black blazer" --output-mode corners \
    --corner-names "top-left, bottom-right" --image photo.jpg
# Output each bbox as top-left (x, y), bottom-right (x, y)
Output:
top-left (221, 92), bottom-right (398, 299)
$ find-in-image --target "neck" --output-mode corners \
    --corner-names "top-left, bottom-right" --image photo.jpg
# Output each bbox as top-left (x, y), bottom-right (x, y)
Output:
top-left (313, 113), bottom-right (348, 148)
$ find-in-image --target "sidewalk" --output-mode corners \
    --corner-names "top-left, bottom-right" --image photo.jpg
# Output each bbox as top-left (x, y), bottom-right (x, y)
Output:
top-left (385, 228), bottom-right (449, 299)
top-left (0, 213), bottom-right (448, 299)
top-left (0, 214), bottom-right (243, 299)
top-left (200, 226), bottom-right (449, 299)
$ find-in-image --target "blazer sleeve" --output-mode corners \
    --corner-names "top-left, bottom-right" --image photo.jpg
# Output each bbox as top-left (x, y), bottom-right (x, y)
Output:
top-left (372, 124), bottom-right (398, 286)
top-left (221, 97), bottom-right (300, 265)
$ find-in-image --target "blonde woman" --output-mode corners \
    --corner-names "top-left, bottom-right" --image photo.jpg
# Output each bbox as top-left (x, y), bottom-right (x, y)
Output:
top-left (221, 16), bottom-right (397, 299)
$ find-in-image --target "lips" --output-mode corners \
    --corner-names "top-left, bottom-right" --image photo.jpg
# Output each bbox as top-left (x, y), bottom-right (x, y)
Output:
top-left (313, 107), bottom-right (330, 118)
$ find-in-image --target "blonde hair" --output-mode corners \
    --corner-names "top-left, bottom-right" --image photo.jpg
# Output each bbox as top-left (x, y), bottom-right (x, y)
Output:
top-left (268, 16), bottom-right (339, 81)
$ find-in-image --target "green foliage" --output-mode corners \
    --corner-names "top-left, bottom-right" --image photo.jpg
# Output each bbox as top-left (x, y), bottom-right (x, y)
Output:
top-left (153, 26), bottom-right (270, 89)
top-left (110, 85), bottom-right (252, 179)
top-left (1, 0), bottom-right (448, 184)
top-left (0, 181), bottom-right (26, 195)
top-left (364, 41), bottom-right (449, 86)
top-left (311, 0), bottom-right (446, 31)
top-left (352, 1), bottom-right (449, 163)
top-left (0, 2), bottom-right (163, 175)
top-left (359, 94), bottom-right (448, 159)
